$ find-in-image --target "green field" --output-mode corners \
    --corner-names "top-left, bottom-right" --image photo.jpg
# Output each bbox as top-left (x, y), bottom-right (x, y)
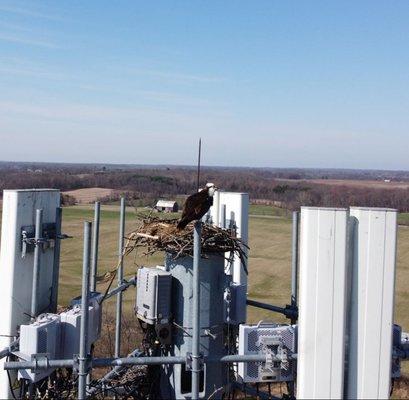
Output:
top-left (51, 206), bottom-right (409, 329)
top-left (1, 204), bottom-right (409, 374)
top-left (54, 205), bottom-right (295, 324)
top-left (60, 205), bottom-right (409, 377)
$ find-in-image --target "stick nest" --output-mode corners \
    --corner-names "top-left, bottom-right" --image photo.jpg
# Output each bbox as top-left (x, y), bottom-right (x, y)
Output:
top-left (125, 215), bottom-right (248, 272)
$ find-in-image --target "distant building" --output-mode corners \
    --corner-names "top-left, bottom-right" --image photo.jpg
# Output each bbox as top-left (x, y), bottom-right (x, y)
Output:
top-left (155, 200), bottom-right (179, 213)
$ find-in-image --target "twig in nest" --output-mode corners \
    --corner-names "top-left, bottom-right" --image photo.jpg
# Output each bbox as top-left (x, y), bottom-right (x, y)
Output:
top-left (125, 216), bottom-right (249, 273)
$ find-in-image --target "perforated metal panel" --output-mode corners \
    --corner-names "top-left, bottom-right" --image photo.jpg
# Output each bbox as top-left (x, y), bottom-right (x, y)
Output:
top-left (391, 325), bottom-right (401, 379)
top-left (37, 330), bottom-right (47, 353)
top-left (238, 323), bottom-right (296, 383)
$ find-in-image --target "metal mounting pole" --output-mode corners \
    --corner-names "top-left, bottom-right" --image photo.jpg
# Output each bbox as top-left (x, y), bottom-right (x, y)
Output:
top-left (5, 353), bottom-right (293, 371)
top-left (229, 211), bottom-right (235, 231)
top-left (90, 202), bottom-right (100, 292)
top-left (246, 298), bottom-right (298, 320)
top-left (78, 221), bottom-right (92, 400)
top-left (220, 204), bottom-right (226, 229)
top-left (89, 203), bottom-right (101, 389)
top-left (290, 211), bottom-right (299, 324)
top-left (115, 197), bottom-right (125, 358)
top-left (31, 209), bottom-right (43, 320)
top-left (87, 348), bottom-right (143, 396)
top-left (0, 339), bottom-right (19, 360)
top-left (88, 203), bottom-right (101, 390)
top-left (104, 276), bottom-right (137, 300)
top-left (51, 207), bottom-right (62, 312)
top-left (192, 220), bottom-right (201, 400)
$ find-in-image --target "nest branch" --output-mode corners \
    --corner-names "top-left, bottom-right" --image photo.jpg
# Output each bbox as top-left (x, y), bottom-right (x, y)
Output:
top-left (125, 215), bottom-right (248, 273)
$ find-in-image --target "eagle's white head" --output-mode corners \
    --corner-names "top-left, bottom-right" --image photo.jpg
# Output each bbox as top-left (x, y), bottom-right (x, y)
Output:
top-left (206, 182), bottom-right (217, 196)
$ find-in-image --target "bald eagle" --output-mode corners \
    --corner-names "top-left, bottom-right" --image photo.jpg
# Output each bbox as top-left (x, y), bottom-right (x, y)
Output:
top-left (177, 183), bottom-right (217, 230)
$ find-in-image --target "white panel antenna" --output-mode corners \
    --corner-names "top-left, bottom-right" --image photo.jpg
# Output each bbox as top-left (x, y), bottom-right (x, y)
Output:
top-left (210, 191), bottom-right (249, 324)
top-left (210, 191), bottom-right (249, 284)
top-left (346, 207), bottom-right (397, 399)
top-left (0, 189), bottom-right (60, 398)
top-left (297, 207), bottom-right (349, 399)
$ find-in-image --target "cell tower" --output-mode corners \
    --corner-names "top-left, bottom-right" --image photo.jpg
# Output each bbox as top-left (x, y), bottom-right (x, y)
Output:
top-left (0, 189), bottom-right (408, 399)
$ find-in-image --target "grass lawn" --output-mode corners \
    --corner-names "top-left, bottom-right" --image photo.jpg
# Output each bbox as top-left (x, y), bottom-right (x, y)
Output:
top-left (249, 204), bottom-right (291, 218)
top-left (398, 212), bottom-right (409, 226)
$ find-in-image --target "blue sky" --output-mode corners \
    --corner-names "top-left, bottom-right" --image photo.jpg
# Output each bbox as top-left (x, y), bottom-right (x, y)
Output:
top-left (0, 1), bottom-right (408, 169)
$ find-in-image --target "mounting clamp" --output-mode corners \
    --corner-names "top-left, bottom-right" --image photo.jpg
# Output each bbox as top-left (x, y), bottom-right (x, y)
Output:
top-left (21, 223), bottom-right (71, 257)
top-left (30, 353), bottom-right (50, 372)
top-left (73, 354), bottom-right (79, 372)
top-left (185, 352), bottom-right (204, 372)
top-left (284, 304), bottom-right (298, 321)
top-left (73, 354), bottom-right (92, 374)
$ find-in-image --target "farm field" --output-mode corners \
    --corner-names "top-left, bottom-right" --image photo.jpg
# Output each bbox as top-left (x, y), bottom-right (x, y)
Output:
top-left (1, 204), bottom-right (409, 383)
top-left (277, 177), bottom-right (409, 190)
top-left (63, 187), bottom-right (118, 203)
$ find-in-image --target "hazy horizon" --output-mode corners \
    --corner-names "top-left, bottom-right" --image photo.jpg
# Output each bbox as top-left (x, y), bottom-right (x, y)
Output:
top-left (2, 158), bottom-right (409, 174)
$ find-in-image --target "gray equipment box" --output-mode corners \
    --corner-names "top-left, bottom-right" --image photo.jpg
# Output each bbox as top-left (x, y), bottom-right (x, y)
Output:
top-left (59, 302), bottom-right (102, 359)
top-left (60, 306), bottom-right (83, 359)
top-left (136, 267), bottom-right (172, 324)
top-left (18, 314), bottom-right (61, 382)
top-left (70, 291), bottom-right (102, 345)
top-left (60, 292), bottom-right (103, 359)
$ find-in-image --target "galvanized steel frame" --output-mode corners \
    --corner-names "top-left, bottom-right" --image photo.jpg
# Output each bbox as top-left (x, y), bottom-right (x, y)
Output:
top-left (2, 199), bottom-right (302, 399)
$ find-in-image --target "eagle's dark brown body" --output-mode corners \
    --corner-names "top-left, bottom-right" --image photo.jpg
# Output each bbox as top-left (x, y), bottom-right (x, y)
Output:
top-left (177, 187), bottom-right (213, 230)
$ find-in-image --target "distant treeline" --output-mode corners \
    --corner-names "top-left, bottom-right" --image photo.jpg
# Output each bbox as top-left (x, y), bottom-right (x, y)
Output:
top-left (1, 164), bottom-right (409, 211)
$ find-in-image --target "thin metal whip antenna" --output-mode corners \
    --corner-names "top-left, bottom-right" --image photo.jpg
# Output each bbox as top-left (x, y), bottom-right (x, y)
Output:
top-left (196, 138), bottom-right (201, 191)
